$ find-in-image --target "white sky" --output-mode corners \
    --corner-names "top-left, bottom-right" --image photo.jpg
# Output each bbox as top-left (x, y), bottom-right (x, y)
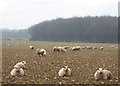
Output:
top-left (0, 0), bottom-right (119, 30)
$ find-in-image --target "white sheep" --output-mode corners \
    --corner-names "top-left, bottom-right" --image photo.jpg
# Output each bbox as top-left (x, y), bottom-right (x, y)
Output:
top-left (36, 48), bottom-right (46, 56)
top-left (59, 47), bottom-right (66, 52)
top-left (86, 46), bottom-right (92, 49)
top-left (92, 47), bottom-right (97, 49)
top-left (70, 46), bottom-right (81, 51)
top-left (94, 68), bottom-right (112, 80)
top-left (81, 46), bottom-right (86, 49)
top-left (53, 46), bottom-right (66, 52)
top-left (63, 46), bottom-right (70, 49)
top-left (14, 61), bottom-right (27, 69)
top-left (30, 45), bottom-right (34, 49)
top-left (11, 65), bottom-right (24, 76)
top-left (58, 66), bottom-right (71, 77)
top-left (53, 46), bottom-right (61, 52)
top-left (100, 47), bottom-right (103, 50)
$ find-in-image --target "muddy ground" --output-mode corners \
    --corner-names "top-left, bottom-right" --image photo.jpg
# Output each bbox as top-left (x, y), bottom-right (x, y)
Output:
top-left (2, 40), bottom-right (119, 84)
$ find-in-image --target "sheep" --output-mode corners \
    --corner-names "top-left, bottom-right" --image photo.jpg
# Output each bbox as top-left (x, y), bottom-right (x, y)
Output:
top-left (86, 46), bottom-right (92, 49)
top-left (11, 65), bottom-right (24, 76)
top-left (53, 46), bottom-right (66, 52)
top-left (21, 61), bottom-right (27, 65)
top-left (94, 68), bottom-right (112, 80)
top-left (70, 46), bottom-right (81, 51)
top-left (100, 47), bottom-right (103, 50)
top-left (53, 46), bottom-right (61, 52)
top-left (63, 46), bottom-right (70, 49)
top-left (59, 47), bottom-right (66, 52)
top-left (36, 48), bottom-right (46, 56)
top-left (92, 47), bottom-right (97, 49)
top-left (14, 61), bottom-right (27, 69)
top-left (70, 47), bottom-right (74, 51)
top-left (81, 46), bottom-right (86, 49)
top-left (30, 45), bottom-right (34, 49)
top-left (58, 66), bottom-right (71, 77)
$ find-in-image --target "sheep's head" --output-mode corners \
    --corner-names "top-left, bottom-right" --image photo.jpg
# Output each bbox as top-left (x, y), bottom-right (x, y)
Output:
top-left (97, 68), bottom-right (104, 74)
top-left (64, 66), bottom-right (70, 71)
top-left (21, 61), bottom-right (27, 65)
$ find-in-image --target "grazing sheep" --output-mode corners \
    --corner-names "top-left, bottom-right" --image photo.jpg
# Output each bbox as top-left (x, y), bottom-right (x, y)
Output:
top-left (94, 68), bottom-right (112, 80)
top-left (60, 47), bottom-right (66, 52)
top-left (81, 46), bottom-right (86, 49)
top-left (70, 46), bottom-right (81, 51)
top-left (53, 46), bottom-right (61, 52)
top-left (58, 66), bottom-right (71, 77)
top-left (36, 48), bottom-right (46, 56)
top-left (30, 45), bottom-right (34, 49)
top-left (76, 46), bottom-right (81, 48)
top-left (86, 46), bottom-right (92, 49)
top-left (63, 46), bottom-right (70, 49)
top-left (92, 47), bottom-right (97, 49)
top-left (53, 46), bottom-right (66, 52)
top-left (100, 47), bottom-right (103, 50)
top-left (14, 61), bottom-right (27, 69)
top-left (11, 66), bottom-right (24, 76)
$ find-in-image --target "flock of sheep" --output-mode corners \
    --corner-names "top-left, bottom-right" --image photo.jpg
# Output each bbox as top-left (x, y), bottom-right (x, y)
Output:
top-left (10, 61), bottom-right (112, 81)
top-left (9, 44), bottom-right (113, 82)
top-left (53, 46), bottom-right (104, 52)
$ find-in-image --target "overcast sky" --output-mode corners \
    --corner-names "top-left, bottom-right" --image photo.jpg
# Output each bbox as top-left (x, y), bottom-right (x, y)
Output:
top-left (0, 0), bottom-right (119, 30)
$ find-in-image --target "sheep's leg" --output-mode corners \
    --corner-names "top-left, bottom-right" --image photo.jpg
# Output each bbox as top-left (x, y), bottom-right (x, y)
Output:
top-left (107, 74), bottom-right (112, 79)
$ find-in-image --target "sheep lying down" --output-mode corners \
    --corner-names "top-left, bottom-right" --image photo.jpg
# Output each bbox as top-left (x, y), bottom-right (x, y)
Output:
top-left (11, 66), bottom-right (24, 76)
top-left (14, 61), bottom-right (27, 69)
top-left (94, 68), bottom-right (112, 80)
top-left (58, 66), bottom-right (71, 77)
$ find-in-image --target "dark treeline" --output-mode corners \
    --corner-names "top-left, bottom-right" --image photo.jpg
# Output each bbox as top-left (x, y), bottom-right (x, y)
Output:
top-left (29, 16), bottom-right (118, 43)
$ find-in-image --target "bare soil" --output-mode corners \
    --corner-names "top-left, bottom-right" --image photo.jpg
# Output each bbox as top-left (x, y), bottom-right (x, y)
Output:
top-left (2, 40), bottom-right (119, 84)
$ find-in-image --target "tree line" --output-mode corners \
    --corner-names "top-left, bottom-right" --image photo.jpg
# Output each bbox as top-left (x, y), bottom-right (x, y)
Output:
top-left (28, 16), bottom-right (118, 43)
top-left (2, 29), bottom-right (30, 40)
